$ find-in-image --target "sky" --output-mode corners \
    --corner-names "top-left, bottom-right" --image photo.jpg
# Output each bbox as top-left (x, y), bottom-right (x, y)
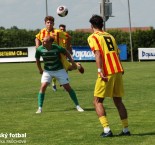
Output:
top-left (0, 0), bottom-right (154, 30)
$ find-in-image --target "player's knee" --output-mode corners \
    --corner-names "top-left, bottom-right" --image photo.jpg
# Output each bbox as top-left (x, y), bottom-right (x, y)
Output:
top-left (63, 84), bottom-right (71, 92)
top-left (93, 97), bottom-right (103, 106)
top-left (40, 83), bottom-right (48, 92)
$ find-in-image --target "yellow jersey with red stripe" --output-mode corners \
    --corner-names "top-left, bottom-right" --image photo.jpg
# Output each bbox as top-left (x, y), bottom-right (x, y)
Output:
top-left (88, 31), bottom-right (124, 75)
top-left (36, 28), bottom-right (70, 49)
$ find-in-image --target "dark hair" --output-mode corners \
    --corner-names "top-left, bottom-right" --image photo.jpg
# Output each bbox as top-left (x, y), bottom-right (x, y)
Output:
top-left (59, 24), bottom-right (66, 29)
top-left (89, 14), bottom-right (103, 29)
top-left (44, 16), bottom-right (54, 22)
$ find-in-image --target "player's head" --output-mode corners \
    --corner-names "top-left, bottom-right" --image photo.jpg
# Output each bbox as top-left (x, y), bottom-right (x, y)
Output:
top-left (44, 16), bottom-right (55, 30)
top-left (59, 24), bottom-right (66, 32)
top-left (44, 16), bottom-right (54, 23)
top-left (89, 14), bottom-right (103, 30)
top-left (42, 36), bottom-right (54, 48)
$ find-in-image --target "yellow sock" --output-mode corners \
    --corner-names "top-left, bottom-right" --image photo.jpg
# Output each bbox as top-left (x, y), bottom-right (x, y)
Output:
top-left (52, 77), bottom-right (56, 86)
top-left (99, 116), bottom-right (109, 128)
top-left (121, 119), bottom-right (128, 128)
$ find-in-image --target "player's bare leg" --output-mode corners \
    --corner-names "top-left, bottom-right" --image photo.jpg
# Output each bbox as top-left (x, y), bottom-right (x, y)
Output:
top-left (113, 97), bottom-right (130, 136)
top-left (94, 97), bottom-right (113, 137)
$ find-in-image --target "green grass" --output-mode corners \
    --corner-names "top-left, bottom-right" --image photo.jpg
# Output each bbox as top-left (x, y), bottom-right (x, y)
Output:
top-left (0, 62), bottom-right (155, 145)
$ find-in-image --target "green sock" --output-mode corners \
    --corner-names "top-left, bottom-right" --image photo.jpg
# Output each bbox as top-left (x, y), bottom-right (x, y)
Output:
top-left (68, 89), bottom-right (79, 106)
top-left (38, 93), bottom-right (45, 107)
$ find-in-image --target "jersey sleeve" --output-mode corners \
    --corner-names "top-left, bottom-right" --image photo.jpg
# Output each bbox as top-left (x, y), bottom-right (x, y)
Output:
top-left (36, 28), bottom-right (46, 42)
top-left (36, 32), bottom-right (41, 40)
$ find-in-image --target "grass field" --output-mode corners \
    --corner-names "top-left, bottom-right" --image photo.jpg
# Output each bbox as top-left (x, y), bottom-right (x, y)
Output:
top-left (0, 61), bottom-right (155, 145)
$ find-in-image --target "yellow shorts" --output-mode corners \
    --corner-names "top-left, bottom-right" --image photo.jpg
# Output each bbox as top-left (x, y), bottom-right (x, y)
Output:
top-left (94, 73), bottom-right (124, 98)
top-left (60, 54), bottom-right (72, 71)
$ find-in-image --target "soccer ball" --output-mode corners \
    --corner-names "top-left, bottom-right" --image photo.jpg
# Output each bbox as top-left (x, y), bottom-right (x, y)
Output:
top-left (57, 5), bottom-right (68, 17)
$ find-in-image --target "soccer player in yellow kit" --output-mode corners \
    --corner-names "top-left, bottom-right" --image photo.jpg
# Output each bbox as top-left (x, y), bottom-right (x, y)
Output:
top-left (87, 15), bottom-right (130, 137)
top-left (59, 24), bottom-right (73, 55)
top-left (35, 16), bottom-right (84, 112)
top-left (35, 16), bottom-right (84, 92)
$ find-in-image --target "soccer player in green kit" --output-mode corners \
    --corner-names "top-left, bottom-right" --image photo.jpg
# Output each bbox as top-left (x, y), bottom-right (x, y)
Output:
top-left (35, 36), bottom-right (84, 113)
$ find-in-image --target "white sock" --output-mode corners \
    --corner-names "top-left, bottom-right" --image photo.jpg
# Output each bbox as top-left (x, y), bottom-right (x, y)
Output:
top-left (123, 127), bottom-right (129, 133)
top-left (104, 126), bottom-right (110, 133)
top-left (39, 107), bottom-right (42, 110)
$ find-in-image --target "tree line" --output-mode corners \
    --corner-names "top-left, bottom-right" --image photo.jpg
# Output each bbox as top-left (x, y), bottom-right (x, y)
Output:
top-left (0, 26), bottom-right (155, 61)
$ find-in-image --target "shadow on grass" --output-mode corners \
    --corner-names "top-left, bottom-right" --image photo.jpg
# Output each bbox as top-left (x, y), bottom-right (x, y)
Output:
top-left (47, 107), bottom-right (95, 112)
top-left (64, 107), bottom-right (95, 112)
top-left (47, 107), bottom-right (120, 112)
top-left (111, 132), bottom-right (155, 138)
top-left (131, 132), bottom-right (155, 136)
top-left (46, 105), bottom-right (123, 112)
top-left (82, 108), bottom-right (95, 111)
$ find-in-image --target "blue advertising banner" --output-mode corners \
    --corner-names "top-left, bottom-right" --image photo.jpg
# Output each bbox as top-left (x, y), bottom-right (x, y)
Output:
top-left (118, 44), bottom-right (127, 60)
top-left (72, 44), bottom-right (127, 61)
top-left (72, 46), bottom-right (95, 61)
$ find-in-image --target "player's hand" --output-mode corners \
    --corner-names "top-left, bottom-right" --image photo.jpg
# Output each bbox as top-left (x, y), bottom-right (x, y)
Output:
top-left (99, 72), bottom-right (108, 82)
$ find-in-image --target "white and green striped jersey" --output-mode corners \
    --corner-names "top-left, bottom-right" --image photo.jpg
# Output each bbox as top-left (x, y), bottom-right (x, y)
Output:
top-left (35, 44), bottom-right (66, 71)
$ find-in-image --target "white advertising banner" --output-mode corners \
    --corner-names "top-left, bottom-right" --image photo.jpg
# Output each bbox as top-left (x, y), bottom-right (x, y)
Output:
top-left (0, 46), bottom-right (36, 63)
top-left (138, 48), bottom-right (155, 60)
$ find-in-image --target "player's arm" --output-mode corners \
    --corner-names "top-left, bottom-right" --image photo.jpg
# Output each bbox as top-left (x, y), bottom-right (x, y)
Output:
top-left (117, 47), bottom-right (124, 75)
top-left (35, 38), bottom-right (41, 49)
top-left (35, 50), bottom-right (43, 74)
top-left (94, 50), bottom-right (108, 82)
top-left (36, 59), bottom-right (43, 74)
top-left (66, 35), bottom-right (73, 55)
top-left (64, 49), bottom-right (76, 69)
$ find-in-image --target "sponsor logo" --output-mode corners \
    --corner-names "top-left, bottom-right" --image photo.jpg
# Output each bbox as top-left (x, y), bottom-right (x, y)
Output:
top-left (0, 48), bottom-right (28, 58)
top-left (142, 51), bottom-right (155, 58)
top-left (73, 50), bottom-right (95, 60)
